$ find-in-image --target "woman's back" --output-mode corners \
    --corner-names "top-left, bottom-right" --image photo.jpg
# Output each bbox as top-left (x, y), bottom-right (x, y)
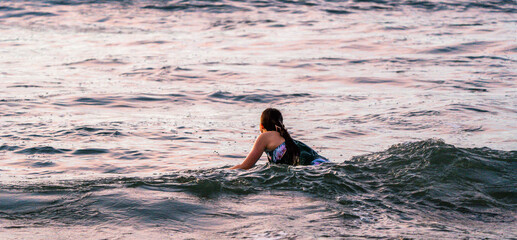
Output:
top-left (263, 131), bottom-right (285, 152)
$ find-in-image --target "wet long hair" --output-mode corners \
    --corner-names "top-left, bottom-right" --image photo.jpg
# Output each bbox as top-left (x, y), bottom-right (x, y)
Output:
top-left (261, 108), bottom-right (300, 165)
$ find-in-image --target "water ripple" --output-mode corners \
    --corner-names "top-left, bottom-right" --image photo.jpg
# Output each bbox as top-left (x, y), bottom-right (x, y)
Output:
top-left (207, 91), bottom-right (311, 104)
top-left (72, 148), bottom-right (110, 155)
top-left (0, 11), bottom-right (57, 19)
top-left (15, 146), bottom-right (71, 154)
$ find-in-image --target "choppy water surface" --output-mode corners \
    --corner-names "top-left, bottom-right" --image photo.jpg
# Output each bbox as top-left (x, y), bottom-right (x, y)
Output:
top-left (1, 0), bottom-right (516, 239)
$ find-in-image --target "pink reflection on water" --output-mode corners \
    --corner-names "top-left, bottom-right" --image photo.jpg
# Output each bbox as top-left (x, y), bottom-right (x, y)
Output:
top-left (0, 0), bottom-right (515, 180)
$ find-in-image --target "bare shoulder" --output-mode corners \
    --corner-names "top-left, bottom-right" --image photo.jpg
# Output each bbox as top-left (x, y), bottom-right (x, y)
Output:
top-left (258, 131), bottom-right (280, 140)
top-left (258, 131), bottom-right (284, 151)
top-left (255, 131), bottom-right (274, 144)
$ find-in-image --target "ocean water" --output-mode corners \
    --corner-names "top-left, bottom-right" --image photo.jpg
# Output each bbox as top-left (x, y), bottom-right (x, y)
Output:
top-left (0, 0), bottom-right (516, 239)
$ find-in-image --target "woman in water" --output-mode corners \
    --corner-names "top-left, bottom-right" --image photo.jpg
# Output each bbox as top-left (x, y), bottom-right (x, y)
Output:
top-left (230, 108), bottom-right (329, 170)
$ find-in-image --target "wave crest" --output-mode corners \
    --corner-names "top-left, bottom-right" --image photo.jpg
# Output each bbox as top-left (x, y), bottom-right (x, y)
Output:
top-left (2, 140), bottom-right (515, 221)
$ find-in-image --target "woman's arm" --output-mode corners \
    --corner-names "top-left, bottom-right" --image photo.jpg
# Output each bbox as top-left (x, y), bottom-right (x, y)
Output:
top-left (230, 133), bottom-right (267, 170)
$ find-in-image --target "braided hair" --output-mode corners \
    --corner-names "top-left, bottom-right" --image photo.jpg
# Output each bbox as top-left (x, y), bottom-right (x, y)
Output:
top-left (261, 108), bottom-right (300, 165)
